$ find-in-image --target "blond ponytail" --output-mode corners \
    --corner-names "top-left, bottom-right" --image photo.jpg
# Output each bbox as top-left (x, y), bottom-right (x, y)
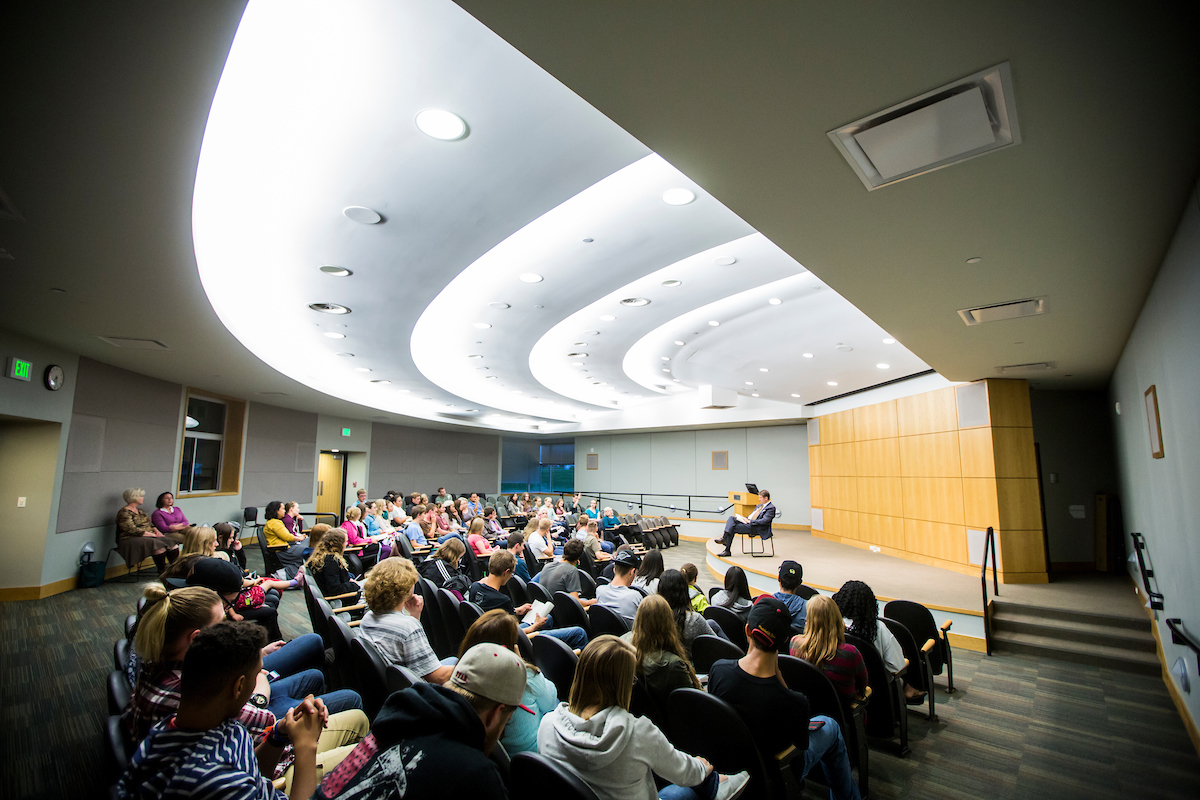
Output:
top-left (133, 584), bottom-right (220, 663)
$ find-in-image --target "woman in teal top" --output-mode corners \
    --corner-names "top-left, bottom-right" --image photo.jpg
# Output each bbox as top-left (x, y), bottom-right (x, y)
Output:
top-left (457, 608), bottom-right (559, 754)
top-left (585, 498), bottom-right (600, 520)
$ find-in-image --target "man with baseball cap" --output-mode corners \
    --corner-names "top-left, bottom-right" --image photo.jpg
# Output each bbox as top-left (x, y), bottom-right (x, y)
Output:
top-left (708, 596), bottom-right (861, 800)
top-left (594, 549), bottom-right (643, 624)
top-left (774, 560), bottom-right (808, 630)
top-left (167, 556), bottom-right (283, 641)
top-left (315, 643), bottom-right (527, 799)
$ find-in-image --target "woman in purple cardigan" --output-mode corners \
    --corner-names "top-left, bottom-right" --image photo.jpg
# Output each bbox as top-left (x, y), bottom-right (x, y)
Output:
top-left (150, 492), bottom-right (190, 541)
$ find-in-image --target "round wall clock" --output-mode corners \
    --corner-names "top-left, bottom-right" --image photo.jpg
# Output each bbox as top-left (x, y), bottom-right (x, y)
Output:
top-left (44, 364), bottom-right (65, 391)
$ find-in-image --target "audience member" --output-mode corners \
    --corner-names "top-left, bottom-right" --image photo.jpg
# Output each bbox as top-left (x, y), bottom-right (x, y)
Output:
top-left (791, 596), bottom-right (867, 703)
top-left (314, 643), bottom-right (523, 799)
top-left (585, 498), bottom-right (600, 520)
top-left (596, 549), bottom-right (644, 624)
top-left (465, 517), bottom-right (495, 557)
top-left (282, 502), bottom-right (305, 539)
top-left (150, 492), bottom-right (190, 539)
top-left (536, 539), bottom-right (595, 606)
top-left (710, 566), bottom-right (754, 622)
top-left (520, 493), bottom-right (533, 513)
top-left (581, 518), bottom-right (613, 555)
top-left (213, 521), bottom-right (247, 571)
top-left (714, 489), bottom-right (775, 558)
top-left (482, 506), bottom-right (507, 541)
top-left (186, 526), bottom-right (296, 593)
top-left (833, 580), bottom-right (920, 702)
top-left (433, 487), bottom-right (450, 506)
top-left (774, 560), bottom-right (807, 630)
top-left (468, 551), bottom-right (587, 649)
top-left (506, 493), bottom-right (522, 517)
top-left (166, 557), bottom-right (285, 647)
top-left (305, 530), bottom-right (360, 603)
top-left (506, 531), bottom-right (531, 581)
top-left (340, 506), bottom-right (389, 564)
top-left (116, 487), bottom-right (181, 573)
top-left (680, 563), bottom-right (708, 613)
top-left (628, 595), bottom-right (701, 714)
top-left (360, 558), bottom-right (454, 684)
top-left (600, 506), bottom-right (621, 539)
top-left (708, 596), bottom-right (861, 800)
top-left (527, 518), bottom-right (556, 558)
top-left (458, 610), bottom-right (558, 755)
top-left (632, 549), bottom-right (665, 594)
top-left (416, 536), bottom-right (471, 598)
top-left (263, 500), bottom-right (307, 579)
top-left (465, 492), bottom-right (484, 520)
top-left (658, 570), bottom-right (727, 654)
top-left (306, 523), bottom-right (331, 552)
top-left (538, 635), bottom-right (749, 800)
top-left (402, 504), bottom-right (429, 547)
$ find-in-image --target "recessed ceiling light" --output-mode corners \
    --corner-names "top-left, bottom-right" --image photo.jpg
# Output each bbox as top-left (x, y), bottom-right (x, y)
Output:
top-left (661, 188), bottom-right (696, 205)
top-left (584, 330), bottom-right (600, 336)
top-left (803, 353), bottom-right (814, 358)
top-left (708, 320), bottom-right (720, 327)
top-left (335, 352), bottom-right (354, 357)
top-left (674, 340), bottom-right (685, 346)
top-left (620, 297), bottom-right (651, 307)
top-left (466, 409), bottom-right (479, 412)
top-left (966, 257), bottom-right (982, 264)
top-left (574, 342), bottom-right (588, 346)
top-left (568, 352), bottom-right (588, 358)
top-left (309, 303), bottom-right (351, 315)
top-left (323, 332), bottom-right (346, 339)
top-left (661, 357), bottom-right (671, 362)
top-left (672, 379), bottom-right (680, 383)
top-left (370, 379), bottom-right (390, 384)
top-left (319, 265), bottom-right (352, 277)
top-left (414, 108), bottom-right (468, 140)
top-left (519, 273), bottom-right (543, 283)
top-left (877, 363), bottom-right (890, 369)
top-left (768, 298), bottom-right (782, 305)
top-left (599, 315), bottom-right (615, 321)
top-left (882, 338), bottom-right (896, 344)
top-left (745, 382), bottom-right (753, 386)
top-left (571, 361), bottom-right (583, 366)
top-left (791, 393), bottom-right (801, 398)
top-left (355, 367), bottom-right (372, 373)
top-left (330, 448), bottom-right (339, 453)
top-left (713, 256), bottom-right (737, 266)
top-left (343, 206), bottom-right (381, 224)
top-left (759, 368), bottom-right (769, 372)
top-left (488, 302), bottom-right (510, 310)
top-left (583, 238), bottom-right (594, 243)
top-left (662, 279), bottom-right (682, 287)
top-left (476, 366), bottom-right (489, 371)
top-left (827, 381), bottom-right (839, 386)
top-left (445, 404), bottom-right (456, 408)
top-left (662, 368), bottom-right (671, 373)
top-left (752, 393), bottom-right (759, 397)
top-left (473, 322), bottom-right (491, 329)
top-left (467, 354), bottom-right (482, 359)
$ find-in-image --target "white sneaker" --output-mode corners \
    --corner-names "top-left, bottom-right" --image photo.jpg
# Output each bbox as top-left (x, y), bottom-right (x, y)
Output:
top-left (715, 771), bottom-right (750, 800)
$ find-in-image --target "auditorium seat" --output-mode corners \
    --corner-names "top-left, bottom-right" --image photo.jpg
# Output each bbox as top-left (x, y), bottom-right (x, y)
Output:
top-left (702, 605), bottom-right (749, 652)
top-left (530, 634), bottom-right (578, 702)
top-left (113, 638), bottom-right (130, 674)
top-left (526, 580), bottom-right (552, 605)
top-left (691, 634), bottom-right (744, 675)
top-left (884, 599), bottom-right (954, 693)
top-left (552, 591), bottom-right (593, 640)
top-left (458, 599), bottom-right (485, 633)
top-left (436, 588), bottom-right (467, 655)
top-left (105, 715), bottom-right (129, 784)
top-left (576, 568), bottom-right (597, 599)
top-left (587, 603), bottom-right (630, 637)
top-left (349, 635), bottom-right (391, 719)
top-left (879, 616), bottom-right (936, 720)
top-left (416, 578), bottom-right (453, 659)
top-left (778, 654), bottom-right (869, 797)
top-left (511, 752), bottom-right (600, 800)
top-left (847, 631), bottom-right (909, 756)
top-left (107, 670), bottom-right (131, 716)
top-left (385, 663), bottom-right (422, 694)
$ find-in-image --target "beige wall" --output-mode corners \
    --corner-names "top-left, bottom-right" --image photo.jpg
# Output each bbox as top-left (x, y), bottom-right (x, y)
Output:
top-left (0, 421), bottom-right (63, 591)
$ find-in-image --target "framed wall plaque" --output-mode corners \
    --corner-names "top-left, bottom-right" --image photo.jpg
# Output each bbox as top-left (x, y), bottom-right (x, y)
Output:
top-left (1144, 385), bottom-right (1164, 459)
top-left (586, 453), bottom-right (599, 470)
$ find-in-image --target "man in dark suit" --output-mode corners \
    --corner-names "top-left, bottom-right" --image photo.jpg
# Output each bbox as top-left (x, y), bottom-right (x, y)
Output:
top-left (715, 489), bottom-right (775, 557)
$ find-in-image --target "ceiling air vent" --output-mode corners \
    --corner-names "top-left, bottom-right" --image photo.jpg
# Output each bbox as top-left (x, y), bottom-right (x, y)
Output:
top-left (958, 296), bottom-right (1046, 326)
top-left (996, 362), bottom-right (1055, 375)
top-left (97, 336), bottom-right (170, 350)
top-left (828, 62), bottom-right (1021, 191)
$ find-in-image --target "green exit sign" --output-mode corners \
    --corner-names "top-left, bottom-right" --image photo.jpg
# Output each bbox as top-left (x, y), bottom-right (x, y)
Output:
top-left (6, 357), bottom-right (32, 382)
top-left (341, 427), bottom-right (351, 437)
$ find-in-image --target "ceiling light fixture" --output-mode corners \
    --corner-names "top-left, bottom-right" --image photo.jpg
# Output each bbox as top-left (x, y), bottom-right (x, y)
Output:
top-left (745, 382), bottom-right (754, 386)
top-left (599, 315), bottom-right (615, 321)
top-left (309, 303), bottom-right (351, 315)
top-left (661, 188), bottom-right (696, 205)
top-left (827, 381), bottom-right (839, 386)
top-left (752, 393), bottom-right (760, 397)
top-left (335, 352), bottom-right (354, 357)
top-left (488, 302), bottom-right (510, 310)
top-left (319, 265), bottom-right (352, 277)
top-left (883, 338), bottom-right (896, 344)
top-left (583, 238), bottom-right (594, 243)
top-left (354, 367), bottom-right (372, 373)
top-left (370, 379), bottom-right (390, 384)
top-left (877, 363), bottom-right (890, 369)
top-left (568, 352), bottom-right (588, 358)
top-left (713, 256), bottom-right (737, 266)
top-left (571, 361), bottom-right (583, 366)
top-left (342, 206), bottom-right (381, 224)
top-left (759, 368), bottom-right (769, 372)
top-left (791, 393), bottom-right (801, 398)
top-left (620, 297), bottom-right (651, 307)
top-left (966, 257), bottom-right (982, 264)
top-left (323, 332), bottom-right (345, 339)
top-left (519, 273), bottom-right (543, 283)
top-left (803, 353), bottom-right (814, 358)
top-left (674, 340), bottom-right (685, 346)
top-left (662, 279), bottom-right (682, 287)
top-left (473, 322), bottom-right (492, 330)
top-left (661, 357), bottom-right (671, 362)
top-left (467, 354), bottom-right (482, 358)
top-left (414, 108), bottom-right (468, 140)
top-left (708, 320), bottom-right (720, 327)
top-left (662, 368), bottom-right (671, 373)
top-left (768, 298), bottom-right (782, 305)
top-left (485, 375), bottom-right (498, 379)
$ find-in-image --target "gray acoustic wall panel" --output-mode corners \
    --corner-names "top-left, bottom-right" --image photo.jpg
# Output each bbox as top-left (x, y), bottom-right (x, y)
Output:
top-left (956, 382), bottom-right (991, 429)
top-left (241, 402), bottom-right (318, 508)
top-left (57, 358), bottom-right (183, 534)
top-left (369, 423), bottom-right (500, 497)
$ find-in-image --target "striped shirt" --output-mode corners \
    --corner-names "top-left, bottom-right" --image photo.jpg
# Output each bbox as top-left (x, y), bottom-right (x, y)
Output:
top-left (792, 641), bottom-right (868, 701)
top-left (117, 717), bottom-right (284, 800)
top-left (359, 609), bottom-right (440, 678)
top-left (124, 662), bottom-right (276, 744)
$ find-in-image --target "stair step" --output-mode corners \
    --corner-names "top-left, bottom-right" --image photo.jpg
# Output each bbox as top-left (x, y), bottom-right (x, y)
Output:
top-left (991, 610), bottom-right (1155, 652)
top-left (990, 600), bottom-right (1146, 630)
top-left (992, 630), bottom-right (1161, 674)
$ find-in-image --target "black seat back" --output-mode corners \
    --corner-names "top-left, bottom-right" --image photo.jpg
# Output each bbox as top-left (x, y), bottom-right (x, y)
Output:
top-left (552, 591), bottom-right (593, 639)
top-left (105, 715), bottom-right (129, 782)
top-left (795, 584), bottom-right (819, 600)
top-left (576, 568), bottom-right (597, 599)
top-left (113, 638), bottom-right (130, 674)
top-left (327, 612), bottom-right (357, 689)
top-left (691, 634), bottom-right (745, 674)
top-left (461, 545), bottom-right (482, 582)
top-left (880, 616), bottom-right (929, 693)
top-left (417, 579), bottom-right (451, 659)
top-left (884, 600), bottom-right (945, 674)
top-left (437, 588), bottom-right (467, 655)
top-left (385, 663), bottom-right (422, 694)
top-left (507, 574), bottom-right (529, 606)
top-left (847, 632), bottom-right (905, 751)
top-left (350, 635), bottom-right (390, 719)
top-left (107, 670), bottom-right (131, 716)
top-left (526, 580), bottom-right (552, 605)
top-left (530, 633), bottom-right (578, 702)
top-left (666, 688), bottom-right (777, 799)
top-left (459, 600), bottom-right (485, 633)
top-left (510, 752), bottom-right (600, 800)
top-left (523, 547), bottom-right (542, 577)
top-left (702, 605), bottom-right (749, 652)
top-left (587, 603), bottom-right (630, 638)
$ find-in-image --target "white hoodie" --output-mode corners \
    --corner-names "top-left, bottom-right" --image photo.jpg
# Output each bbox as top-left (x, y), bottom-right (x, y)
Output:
top-left (537, 703), bottom-right (709, 800)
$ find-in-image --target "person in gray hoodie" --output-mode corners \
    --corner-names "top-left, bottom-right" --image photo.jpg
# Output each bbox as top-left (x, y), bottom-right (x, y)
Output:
top-left (537, 635), bottom-right (749, 800)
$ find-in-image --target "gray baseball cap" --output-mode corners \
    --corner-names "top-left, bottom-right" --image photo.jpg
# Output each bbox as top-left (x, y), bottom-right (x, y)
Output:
top-left (449, 643), bottom-right (532, 712)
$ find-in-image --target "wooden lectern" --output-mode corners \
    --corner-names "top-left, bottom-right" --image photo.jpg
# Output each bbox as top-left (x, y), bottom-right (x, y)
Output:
top-left (728, 490), bottom-right (759, 518)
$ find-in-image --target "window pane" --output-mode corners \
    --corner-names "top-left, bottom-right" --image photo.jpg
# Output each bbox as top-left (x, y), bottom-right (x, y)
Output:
top-left (178, 438), bottom-right (196, 493)
top-left (186, 397), bottom-right (226, 435)
top-left (190, 438), bottom-right (222, 492)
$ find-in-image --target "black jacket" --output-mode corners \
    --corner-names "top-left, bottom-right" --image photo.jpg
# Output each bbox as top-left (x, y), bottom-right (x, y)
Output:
top-left (314, 556), bottom-right (357, 597)
top-left (315, 682), bottom-right (507, 799)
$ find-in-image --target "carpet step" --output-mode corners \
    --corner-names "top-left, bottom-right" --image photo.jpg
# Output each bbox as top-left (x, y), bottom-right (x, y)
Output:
top-left (990, 600), bottom-right (1146, 630)
top-left (991, 629), bottom-right (1160, 674)
top-left (991, 610), bottom-right (1155, 652)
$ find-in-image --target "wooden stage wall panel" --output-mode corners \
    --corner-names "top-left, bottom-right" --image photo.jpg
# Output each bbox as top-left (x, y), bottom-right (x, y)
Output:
top-left (809, 379), bottom-right (1047, 583)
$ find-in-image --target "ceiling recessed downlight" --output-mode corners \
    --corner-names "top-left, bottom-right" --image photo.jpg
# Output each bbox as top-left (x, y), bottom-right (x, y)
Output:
top-left (488, 302), bottom-right (511, 310)
top-left (877, 363), bottom-right (890, 369)
top-left (309, 303), bottom-right (351, 315)
top-left (803, 353), bottom-right (814, 358)
top-left (760, 368), bottom-right (769, 372)
top-left (467, 354), bottom-right (483, 358)
top-left (713, 256), bottom-right (737, 266)
top-left (661, 188), bottom-right (696, 205)
top-left (485, 375), bottom-right (498, 379)
top-left (662, 368), bottom-right (671, 373)
top-left (370, 379), bottom-right (390, 384)
top-left (519, 273), bottom-right (544, 283)
top-left (752, 393), bottom-right (760, 397)
top-left (354, 367), bottom-right (372, 373)
top-left (768, 298), bottom-right (782, 305)
top-left (661, 357), bottom-right (671, 362)
top-left (323, 332), bottom-right (346, 339)
top-left (568, 352), bottom-right (588, 358)
top-left (342, 206), bottom-right (381, 224)
top-left (745, 382), bottom-right (754, 386)
top-left (827, 381), bottom-right (839, 386)
top-left (966, 257), bottom-right (982, 264)
top-left (414, 108), bottom-right (468, 140)
top-left (661, 279), bottom-right (682, 287)
top-left (584, 330), bottom-right (599, 336)
top-left (708, 320), bottom-right (720, 327)
top-left (620, 297), bottom-right (651, 307)
top-left (791, 393), bottom-right (801, 398)
top-left (319, 265), bottom-right (353, 277)
top-left (571, 361), bottom-right (583, 366)
top-left (883, 338), bottom-right (896, 344)
top-left (473, 322), bottom-right (492, 329)
top-left (674, 340), bottom-right (685, 346)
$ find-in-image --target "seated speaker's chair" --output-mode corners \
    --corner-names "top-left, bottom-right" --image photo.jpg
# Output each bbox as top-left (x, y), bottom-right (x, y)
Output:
top-left (510, 752), bottom-right (600, 800)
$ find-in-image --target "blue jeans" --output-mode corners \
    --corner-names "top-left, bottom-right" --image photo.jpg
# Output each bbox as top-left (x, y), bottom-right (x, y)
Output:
top-left (437, 532), bottom-right (465, 546)
top-left (659, 769), bottom-right (718, 799)
top-left (521, 619), bottom-right (588, 650)
top-left (799, 715), bottom-right (861, 800)
top-left (600, 541), bottom-right (614, 553)
top-left (263, 633), bottom-right (363, 719)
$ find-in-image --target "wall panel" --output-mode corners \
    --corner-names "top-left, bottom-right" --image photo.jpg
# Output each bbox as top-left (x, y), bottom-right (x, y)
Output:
top-left (852, 400), bottom-right (898, 441)
top-left (896, 387), bottom-right (958, 436)
top-left (898, 431), bottom-right (962, 478)
top-left (853, 439), bottom-right (900, 477)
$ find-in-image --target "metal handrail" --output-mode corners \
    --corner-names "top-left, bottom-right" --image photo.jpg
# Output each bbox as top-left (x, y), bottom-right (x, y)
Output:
top-left (578, 491), bottom-right (730, 518)
top-left (1130, 532), bottom-right (1165, 610)
top-left (1166, 618), bottom-right (1200, 672)
top-left (981, 526), bottom-right (999, 656)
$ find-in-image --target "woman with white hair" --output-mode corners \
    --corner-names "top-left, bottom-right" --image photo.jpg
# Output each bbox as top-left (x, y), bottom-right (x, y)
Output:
top-left (115, 487), bottom-right (180, 573)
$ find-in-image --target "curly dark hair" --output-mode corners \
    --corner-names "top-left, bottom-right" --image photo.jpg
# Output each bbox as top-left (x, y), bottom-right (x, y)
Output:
top-left (181, 620), bottom-right (266, 697)
top-left (832, 580), bottom-right (878, 644)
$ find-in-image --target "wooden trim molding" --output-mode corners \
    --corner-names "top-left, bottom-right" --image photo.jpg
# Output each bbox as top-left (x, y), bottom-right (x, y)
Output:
top-left (1132, 579), bottom-right (1200, 756)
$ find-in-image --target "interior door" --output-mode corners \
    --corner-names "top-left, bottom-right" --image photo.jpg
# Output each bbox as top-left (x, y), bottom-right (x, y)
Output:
top-left (316, 452), bottom-right (343, 517)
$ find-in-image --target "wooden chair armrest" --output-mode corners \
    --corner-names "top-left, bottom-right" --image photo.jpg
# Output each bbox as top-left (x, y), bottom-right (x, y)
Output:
top-left (324, 591), bottom-right (359, 601)
top-left (921, 638), bottom-right (936, 653)
top-left (850, 684), bottom-right (873, 710)
top-left (941, 619), bottom-right (953, 633)
top-left (268, 544), bottom-right (289, 552)
top-left (344, 546), bottom-right (364, 552)
top-left (333, 603), bottom-right (367, 614)
top-left (774, 744), bottom-right (799, 767)
top-left (348, 620), bottom-right (361, 628)
top-left (273, 778), bottom-right (286, 790)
